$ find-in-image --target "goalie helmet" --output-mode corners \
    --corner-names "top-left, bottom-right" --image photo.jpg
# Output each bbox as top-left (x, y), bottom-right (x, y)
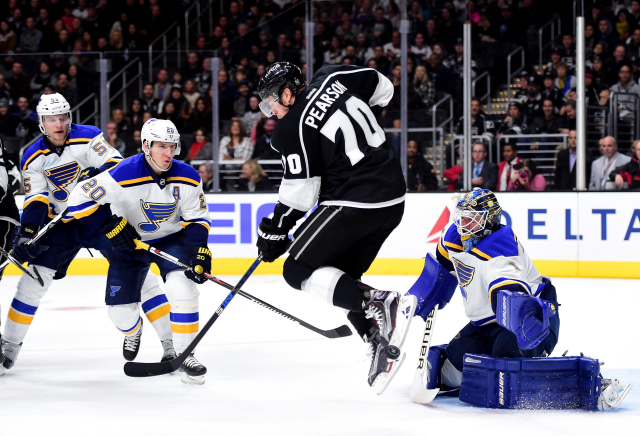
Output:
top-left (453, 188), bottom-right (502, 251)
top-left (257, 62), bottom-right (305, 117)
top-left (141, 118), bottom-right (181, 172)
top-left (36, 93), bottom-right (72, 137)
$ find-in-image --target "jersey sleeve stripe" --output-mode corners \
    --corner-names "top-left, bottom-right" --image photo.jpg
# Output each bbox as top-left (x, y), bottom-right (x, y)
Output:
top-left (180, 221), bottom-right (211, 232)
top-left (437, 239), bottom-right (450, 261)
top-left (167, 176), bottom-right (200, 187)
top-left (488, 278), bottom-right (532, 306)
top-left (70, 204), bottom-right (100, 219)
top-left (22, 149), bottom-right (51, 171)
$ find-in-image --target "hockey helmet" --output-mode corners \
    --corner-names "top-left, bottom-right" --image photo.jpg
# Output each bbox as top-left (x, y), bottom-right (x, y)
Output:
top-left (141, 118), bottom-right (181, 171)
top-left (257, 62), bottom-right (305, 117)
top-left (453, 188), bottom-right (502, 246)
top-left (36, 93), bottom-right (72, 136)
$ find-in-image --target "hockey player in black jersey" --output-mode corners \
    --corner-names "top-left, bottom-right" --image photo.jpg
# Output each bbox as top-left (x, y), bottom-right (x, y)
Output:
top-left (256, 62), bottom-right (417, 394)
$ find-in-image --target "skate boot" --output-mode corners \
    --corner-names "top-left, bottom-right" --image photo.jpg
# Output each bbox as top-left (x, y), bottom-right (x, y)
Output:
top-left (1, 339), bottom-right (23, 370)
top-left (598, 378), bottom-right (632, 411)
top-left (178, 353), bottom-right (207, 385)
top-left (160, 339), bottom-right (177, 363)
top-left (123, 319), bottom-right (143, 362)
top-left (364, 290), bottom-right (417, 360)
top-left (366, 329), bottom-right (406, 395)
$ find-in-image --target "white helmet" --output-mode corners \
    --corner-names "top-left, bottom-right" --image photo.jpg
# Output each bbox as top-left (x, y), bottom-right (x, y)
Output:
top-left (141, 118), bottom-right (181, 172)
top-left (36, 93), bottom-right (72, 137)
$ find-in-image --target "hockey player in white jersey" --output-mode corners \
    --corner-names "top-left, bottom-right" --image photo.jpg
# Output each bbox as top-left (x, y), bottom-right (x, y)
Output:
top-left (410, 188), bottom-right (631, 410)
top-left (1, 94), bottom-right (174, 372)
top-left (67, 118), bottom-right (212, 384)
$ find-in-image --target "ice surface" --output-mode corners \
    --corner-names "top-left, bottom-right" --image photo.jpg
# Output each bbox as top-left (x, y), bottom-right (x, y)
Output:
top-left (1, 273), bottom-right (638, 435)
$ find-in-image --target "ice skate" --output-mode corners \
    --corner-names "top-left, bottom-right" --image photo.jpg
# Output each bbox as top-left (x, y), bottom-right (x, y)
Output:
top-left (364, 290), bottom-right (417, 360)
top-left (123, 319), bottom-right (143, 362)
top-left (0, 336), bottom-right (5, 376)
top-left (160, 339), bottom-right (177, 363)
top-left (366, 330), bottom-right (406, 395)
top-left (1, 339), bottom-right (22, 370)
top-left (598, 378), bottom-right (632, 411)
top-left (178, 353), bottom-right (207, 385)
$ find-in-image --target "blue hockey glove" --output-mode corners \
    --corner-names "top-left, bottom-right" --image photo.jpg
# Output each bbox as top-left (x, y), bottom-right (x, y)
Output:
top-left (184, 244), bottom-right (212, 284)
top-left (12, 225), bottom-right (48, 264)
top-left (100, 215), bottom-right (140, 251)
top-left (496, 290), bottom-right (557, 350)
top-left (77, 167), bottom-right (99, 183)
top-left (256, 217), bottom-right (289, 263)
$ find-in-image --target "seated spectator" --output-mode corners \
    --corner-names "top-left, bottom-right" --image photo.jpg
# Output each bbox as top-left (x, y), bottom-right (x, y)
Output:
top-left (0, 21), bottom-right (17, 53)
top-left (124, 129), bottom-right (142, 158)
top-left (7, 62), bottom-right (30, 101)
top-left (407, 140), bottom-right (437, 191)
top-left (531, 99), bottom-right (565, 135)
top-left (185, 129), bottom-right (212, 162)
top-left (127, 99), bottom-right (144, 132)
top-left (455, 142), bottom-right (498, 190)
top-left (183, 79), bottom-right (201, 110)
top-left (560, 101), bottom-right (577, 133)
top-left (218, 69), bottom-right (236, 121)
top-left (242, 95), bottom-right (262, 137)
top-left (611, 139), bottom-right (640, 189)
top-left (507, 159), bottom-right (547, 191)
top-left (237, 159), bottom-right (274, 192)
top-left (456, 98), bottom-right (495, 139)
top-left (252, 118), bottom-right (279, 160)
top-left (324, 36), bottom-right (344, 65)
top-left (153, 68), bottom-right (171, 103)
top-left (413, 66), bottom-right (434, 108)
top-left (159, 101), bottom-right (184, 131)
top-left (497, 143), bottom-right (522, 191)
top-left (0, 75), bottom-right (11, 103)
top-left (606, 44), bottom-right (630, 85)
top-left (541, 70), bottom-right (564, 110)
top-left (0, 98), bottom-right (12, 136)
top-left (219, 119), bottom-right (253, 162)
top-left (56, 73), bottom-right (78, 107)
top-left (554, 130), bottom-right (587, 190)
top-left (140, 83), bottom-right (161, 116)
top-left (194, 58), bottom-right (212, 95)
top-left (185, 97), bottom-right (212, 133)
top-left (519, 75), bottom-right (544, 119)
top-left (198, 163), bottom-right (213, 192)
top-left (17, 16), bottom-right (42, 53)
top-left (182, 52), bottom-right (202, 80)
top-left (585, 71), bottom-right (610, 106)
top-left (589, 135), bottom-right (631, 190)
top-left (609, 64), bottom-right (640, 101)
top-left (497, 101), bottom-right (530, 138)
top-left (234, 80), bottom-right (251, 118)
top-left (106, 121), bottom-right (125, 156)
top-left (411, 32), bottom-right (432, 66)
top-left (554, 62), bottom-right (576, 97)
top-left (111, 107), bottom-right (133, 140)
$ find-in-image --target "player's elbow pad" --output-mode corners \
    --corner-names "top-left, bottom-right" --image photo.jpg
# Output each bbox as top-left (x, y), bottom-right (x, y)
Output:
top-left (495, 290), bottom-right (558, 350)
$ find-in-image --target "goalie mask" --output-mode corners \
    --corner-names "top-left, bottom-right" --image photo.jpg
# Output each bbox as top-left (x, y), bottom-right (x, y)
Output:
top-left (141, 118), bottom-right (181, 172)
top-left (453, 188), bottom-right (502, 252)
top-left (36, 93), bottom-right (72, 143)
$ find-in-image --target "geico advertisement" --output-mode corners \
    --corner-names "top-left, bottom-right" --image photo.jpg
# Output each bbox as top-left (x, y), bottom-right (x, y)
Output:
top-left (14, 192), bottom-right (640, 262)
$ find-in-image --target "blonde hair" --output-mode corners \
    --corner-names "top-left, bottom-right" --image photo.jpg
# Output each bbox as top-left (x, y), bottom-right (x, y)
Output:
top-left (243, 159), bottom-right (267, 183)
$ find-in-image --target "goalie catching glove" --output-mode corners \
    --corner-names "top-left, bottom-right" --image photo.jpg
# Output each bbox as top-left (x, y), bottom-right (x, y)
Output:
top-left (256, 217), bottom-right (289, 262)
top-left (496, 290), bottom-right (557, 350)
top-left (185, 244), bottom-right (212, 284)
top-left (100, 215), bottom-right (140, 251)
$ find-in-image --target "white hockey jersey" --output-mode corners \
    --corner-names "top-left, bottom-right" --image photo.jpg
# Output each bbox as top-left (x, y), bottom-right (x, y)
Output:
top-left (437, 223), bottom-right (544, 326)
top-left (21, 123), bottom-right (122, 227)
top-left (67, 154), bottom-right (210, 244)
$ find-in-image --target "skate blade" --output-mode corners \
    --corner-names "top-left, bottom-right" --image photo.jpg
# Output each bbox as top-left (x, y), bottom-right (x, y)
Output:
top-left (179, 371), bottom-right (205, 385)
top-left (389, 295), bottom-right (418, 350)
top-left (0, 366), bottom-right (4, 377)
top-left (372, 352), bottom-right (406, 396)
top-left (609, 383), bottom-right (633, 409)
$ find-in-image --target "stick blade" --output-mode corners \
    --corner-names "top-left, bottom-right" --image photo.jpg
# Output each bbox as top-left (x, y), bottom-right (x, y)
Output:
top-left (325, 324), bottom-right (352, 338)
top-left (124, 359), bottom-right (179, 377)
top-left (410, 386), bottom-right (440, 404)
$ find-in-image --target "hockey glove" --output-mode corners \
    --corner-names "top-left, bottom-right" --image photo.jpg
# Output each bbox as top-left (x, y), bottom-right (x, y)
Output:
top-left (77, 166), bottom-right (99, 183)
top-left (12, 225), bottom-right (48, 264)
top-left (496, 290), bottom-right (557, 350)
top-left (185, 244), bottom-right (212, 284)
top-left (256, 217), bottom-right (289, 263)
top-left (100, 215), bottom-right (140, 251)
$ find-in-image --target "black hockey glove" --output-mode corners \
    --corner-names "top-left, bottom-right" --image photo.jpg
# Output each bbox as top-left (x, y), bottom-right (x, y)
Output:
top-left (77, 166), bottom-right (99, 183)
top-left (100, 215), bottom-right (140, 251)
top-left (12, 225), bottom-right (48, 264)
top-left (185, 244), bottom-right (212, 284)
top-left (256, 217), bottom-right (289, 263)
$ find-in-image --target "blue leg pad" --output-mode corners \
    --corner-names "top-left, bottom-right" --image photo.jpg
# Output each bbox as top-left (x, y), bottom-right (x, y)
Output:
top-left (426, 344), bottom-right (447, 390)
top-left (459, 354), bottom-right (602, 410)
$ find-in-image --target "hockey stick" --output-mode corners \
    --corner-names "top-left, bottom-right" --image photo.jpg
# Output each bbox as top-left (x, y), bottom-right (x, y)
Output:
top-left (133, 240), bottom-right (352, 339)
top-left (124, 255), bottom-right (263, 377)
top-left (0, 246), bottom-right (45, 286)
top-left (409, 306), bottom-right (440, 404)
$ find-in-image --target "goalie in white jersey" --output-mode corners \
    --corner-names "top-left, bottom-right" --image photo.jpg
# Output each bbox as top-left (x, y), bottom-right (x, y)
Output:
top-left (2, 94), bottom-right (174, 372)
top-left (68, 118), bottom-right (212, 384)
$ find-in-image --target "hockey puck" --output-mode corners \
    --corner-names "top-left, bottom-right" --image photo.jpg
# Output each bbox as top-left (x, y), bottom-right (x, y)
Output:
top-left (387, 345), bottom-right (401, 360)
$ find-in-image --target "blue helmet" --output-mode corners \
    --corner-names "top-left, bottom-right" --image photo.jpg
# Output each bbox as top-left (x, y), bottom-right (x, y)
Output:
top-left (453, 188), bottom-right (502, 248)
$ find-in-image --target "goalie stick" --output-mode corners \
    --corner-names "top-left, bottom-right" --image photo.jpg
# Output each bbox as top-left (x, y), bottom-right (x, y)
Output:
top-left (410, 306), bottom-right (440, 404)
top-left (133, 240), bottom-right (352, 339)
top-left (0, 246), bottom-right (45, 286)
top-left (124, 255), bottom-right (263, 377)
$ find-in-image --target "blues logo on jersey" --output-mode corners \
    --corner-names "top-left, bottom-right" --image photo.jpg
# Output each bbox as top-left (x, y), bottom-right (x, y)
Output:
top-left (139, 200), bottom-right (177, 233)
top-left (44, 161), bottom-right (80, 202)
top-left (453, 258), bottom-right (475, 287)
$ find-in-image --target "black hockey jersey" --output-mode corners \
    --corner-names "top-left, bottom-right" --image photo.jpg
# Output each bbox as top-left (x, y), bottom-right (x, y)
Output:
top-left (0, 137), bottom-right (20, 224)
top-left (270, 65), bottom-right (406, 229)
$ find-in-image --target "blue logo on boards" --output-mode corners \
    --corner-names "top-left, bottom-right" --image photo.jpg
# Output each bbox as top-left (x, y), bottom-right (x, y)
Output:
top-left (110, 286), bottom-right (121, 297)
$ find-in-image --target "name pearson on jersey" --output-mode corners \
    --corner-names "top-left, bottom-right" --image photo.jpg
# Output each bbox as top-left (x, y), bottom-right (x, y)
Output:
top-left (304, 80), bottom-right (348, 129)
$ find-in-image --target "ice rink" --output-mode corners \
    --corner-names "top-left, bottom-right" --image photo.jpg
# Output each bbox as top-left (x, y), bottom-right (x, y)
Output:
top-left (1, 270), bottom-right (638, 435)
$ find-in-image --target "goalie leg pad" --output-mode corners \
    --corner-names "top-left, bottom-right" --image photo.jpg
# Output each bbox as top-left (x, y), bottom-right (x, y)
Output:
top-left (406, 253), bottom-right (457, 321)
top-left (459, 354), bottom-right (603, 410)
top-left (426, 344), bottom-right (447, 390)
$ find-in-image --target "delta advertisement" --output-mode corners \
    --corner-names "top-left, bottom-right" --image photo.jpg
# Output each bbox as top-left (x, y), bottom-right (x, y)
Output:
top-left (10, 192), bottom-right (640, 278)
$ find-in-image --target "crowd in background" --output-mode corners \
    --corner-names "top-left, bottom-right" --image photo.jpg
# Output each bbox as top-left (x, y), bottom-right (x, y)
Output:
top-left (0, 0), bottom-right (639, 192)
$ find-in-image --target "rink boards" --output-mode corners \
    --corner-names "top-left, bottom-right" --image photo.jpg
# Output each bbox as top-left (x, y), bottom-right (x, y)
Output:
top-left (6, 192), bottom-right (640, 278)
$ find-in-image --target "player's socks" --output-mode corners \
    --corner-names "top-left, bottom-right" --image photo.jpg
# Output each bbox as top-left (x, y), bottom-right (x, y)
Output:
top-left (1, 339), bottom-right (22, 370)
top-left (178, 353), bottom-right (206, 385)
top-left (123, 318), bottom-right (143, 362)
